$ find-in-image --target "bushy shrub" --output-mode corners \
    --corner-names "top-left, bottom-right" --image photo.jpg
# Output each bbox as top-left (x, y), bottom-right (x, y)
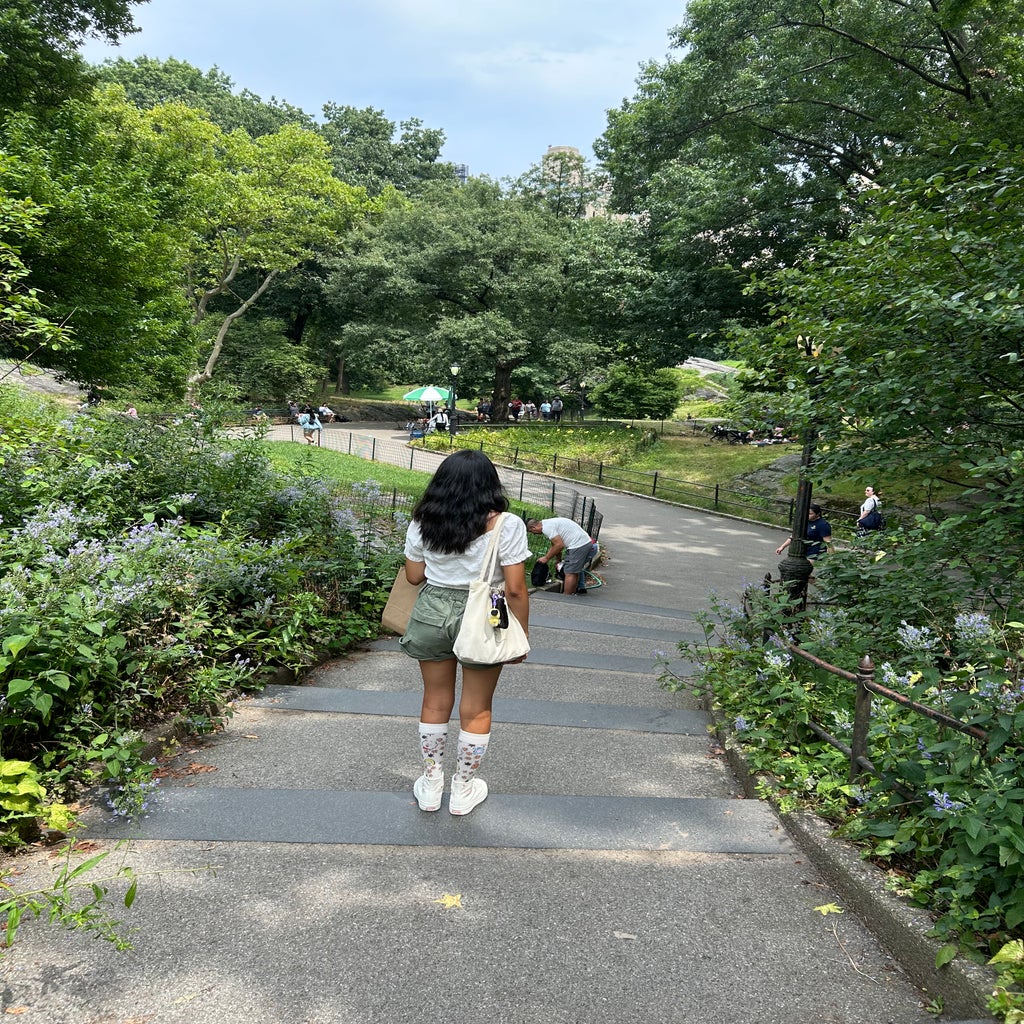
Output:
top-left (0, 394), bottom-right (406, 844)
top-left (664, 555), bottom-right (1024, 958)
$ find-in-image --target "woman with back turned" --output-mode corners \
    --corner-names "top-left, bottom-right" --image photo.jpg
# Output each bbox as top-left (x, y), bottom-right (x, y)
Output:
top-left (400, 450), bottom-right (530, 815)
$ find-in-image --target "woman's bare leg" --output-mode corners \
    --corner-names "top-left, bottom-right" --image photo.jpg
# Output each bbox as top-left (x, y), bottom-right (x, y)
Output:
top-left (419, 657), bottom-right (458, 724)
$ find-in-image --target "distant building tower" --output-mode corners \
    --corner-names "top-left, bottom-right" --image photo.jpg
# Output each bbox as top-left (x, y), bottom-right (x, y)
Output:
top-left (454, 163), bottom-right (469, 185)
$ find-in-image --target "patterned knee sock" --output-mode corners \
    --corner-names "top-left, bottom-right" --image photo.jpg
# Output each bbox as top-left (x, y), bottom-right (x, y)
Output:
top-left (454, 730), bottom-right (490, 782)
top-left (418, 722), bottom-right (448, 780)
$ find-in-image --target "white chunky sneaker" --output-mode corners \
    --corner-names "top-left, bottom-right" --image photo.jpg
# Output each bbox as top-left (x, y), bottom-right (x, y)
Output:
top-left (413, 773), bottom-right (444, 812)
top-left (448, 777), bottom-right (487, 816)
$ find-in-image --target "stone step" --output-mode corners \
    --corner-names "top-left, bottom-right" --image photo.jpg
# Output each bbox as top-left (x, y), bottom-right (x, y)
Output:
top-left (84, 788), bottom-right (791, 854)
top-left (529, 610), bottom-right (701, 645)
top-left (250, 685), bottom-right (710, 735)
top-left (309, 650), bottom-right (702, 710)
top-left (142, 706), bottom-right (736, 798)
top-left (365, 638), bottom-right (691, 677)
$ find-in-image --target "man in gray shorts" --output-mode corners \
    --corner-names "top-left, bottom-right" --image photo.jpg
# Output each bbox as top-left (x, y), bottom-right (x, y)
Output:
top-left (526, 517), bottom-right (593, 596)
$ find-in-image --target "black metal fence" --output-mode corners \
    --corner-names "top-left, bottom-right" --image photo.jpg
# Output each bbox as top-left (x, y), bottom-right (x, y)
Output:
top-left (745, 589), bottom-right (987, 799)
top-left (300, 427), bottom-right (603, 544)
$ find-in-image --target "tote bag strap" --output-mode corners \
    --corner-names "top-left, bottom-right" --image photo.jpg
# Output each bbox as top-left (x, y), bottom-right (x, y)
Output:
top-left (477, 512), bottom-right (507, 584)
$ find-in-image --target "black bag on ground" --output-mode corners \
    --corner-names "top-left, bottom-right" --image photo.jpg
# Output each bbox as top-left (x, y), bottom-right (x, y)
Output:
top-left (531, 561), bottom-right (550, 587)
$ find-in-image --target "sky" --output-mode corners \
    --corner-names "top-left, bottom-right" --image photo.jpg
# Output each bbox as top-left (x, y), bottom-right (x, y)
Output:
top-left (81, 0), bottom-right (688, 181)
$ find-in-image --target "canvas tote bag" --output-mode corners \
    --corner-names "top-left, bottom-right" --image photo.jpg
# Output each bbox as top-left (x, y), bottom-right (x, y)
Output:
top-left (453, 513), bottom-right (530, 664)
top-left (381, 567), bottom-right (423, 635)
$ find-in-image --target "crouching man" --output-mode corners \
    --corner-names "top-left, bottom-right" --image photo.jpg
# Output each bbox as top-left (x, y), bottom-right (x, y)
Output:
top-left (526, 517), bottom-right (593, 596)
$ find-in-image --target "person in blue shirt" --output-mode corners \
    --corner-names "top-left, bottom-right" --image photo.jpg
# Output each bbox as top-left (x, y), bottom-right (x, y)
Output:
top-left (776, 504), bottom-right (832, 560)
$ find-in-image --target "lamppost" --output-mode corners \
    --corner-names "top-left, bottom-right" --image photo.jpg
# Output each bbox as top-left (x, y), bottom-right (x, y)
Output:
top-left (449, 363), bottom-right (460, 437)
top-left (777, 337), bottom-right (823, 607)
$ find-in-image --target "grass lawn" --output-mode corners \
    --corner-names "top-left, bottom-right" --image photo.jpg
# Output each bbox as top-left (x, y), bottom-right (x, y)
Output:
top-left (629, 433), bottom-right (800, 486)
top-left (262, 441), bottom-right (554, 525)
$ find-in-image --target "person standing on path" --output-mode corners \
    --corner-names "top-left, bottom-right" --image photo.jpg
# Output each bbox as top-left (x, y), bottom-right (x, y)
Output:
top-left (526, 516), bottom-right (593, 596)
top-left (776, 504), bottom-right (832, 561)
top-left (400, 450), bottom-right (530, 816)
top-left (856, 485), bottom-right (883, 535)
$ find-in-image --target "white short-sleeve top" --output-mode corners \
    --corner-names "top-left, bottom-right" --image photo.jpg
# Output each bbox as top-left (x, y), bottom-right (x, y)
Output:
top-left (404, 514), bottom-right (530, 588)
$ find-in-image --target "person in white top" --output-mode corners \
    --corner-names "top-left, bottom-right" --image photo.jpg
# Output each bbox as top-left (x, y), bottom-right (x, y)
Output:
top-left (526, 516), bottom-right (594, 596)
top-left (857, 485), bottom-right (883, 534)
top-left (401, 450), bottom-right (530, 815)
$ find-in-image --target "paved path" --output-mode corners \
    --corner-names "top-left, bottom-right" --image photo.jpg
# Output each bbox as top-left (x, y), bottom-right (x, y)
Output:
top-left (0, 428), bottom-right (940, 1023)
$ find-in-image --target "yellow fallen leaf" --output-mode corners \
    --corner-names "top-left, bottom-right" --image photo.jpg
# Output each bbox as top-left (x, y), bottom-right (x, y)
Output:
top-left (5, 1008), bottom-right (29, 1015)
top-left (813, 903), bottom-right (844, 916)
top-left (433, 893), bottom-right (462, 909)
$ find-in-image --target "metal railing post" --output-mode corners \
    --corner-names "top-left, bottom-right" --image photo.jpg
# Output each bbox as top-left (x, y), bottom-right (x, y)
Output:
top-left (850, 655), bottom-right (875, 782)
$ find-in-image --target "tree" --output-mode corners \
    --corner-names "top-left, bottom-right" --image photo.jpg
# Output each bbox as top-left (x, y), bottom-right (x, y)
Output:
top-left (732, 141), bottom-right (1024, 608)
top-left (319, 104), bottom-right (453, 196)
top-left (94, 56), bottom-right (313, 136)
top-left (1, 88), bottom-right (197, 394)
top-left (177, 119), bottom-right (376, 389)
top-left (0, 170), bottom-right (71, 360)
top-left (323, 179), bottom-right (575, 413)
top-left (590, 363), bottom-right (682, 420)
top-left (508, 147), bottom-right (609, 220)
top-left (0, 0), bottom-right (145, 114)
top-left (596, 0), bottom-right (1024, 356)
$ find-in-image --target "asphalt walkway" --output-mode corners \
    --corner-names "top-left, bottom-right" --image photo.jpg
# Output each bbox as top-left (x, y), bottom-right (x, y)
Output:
top-left (0, 426), bottom-right (945, 1023)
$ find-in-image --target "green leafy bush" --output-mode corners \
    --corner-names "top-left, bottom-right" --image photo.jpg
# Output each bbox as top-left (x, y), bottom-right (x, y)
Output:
top-left (664, 561), bottom-right (1024, 959)
top-left (0, 394), bottom-right (407, 844)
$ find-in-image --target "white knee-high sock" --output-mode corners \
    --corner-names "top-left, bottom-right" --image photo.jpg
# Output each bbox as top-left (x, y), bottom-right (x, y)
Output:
top-left (418, 722), bottom-right (448, 779)
top-left (454, 730), bottom-right (490, 782)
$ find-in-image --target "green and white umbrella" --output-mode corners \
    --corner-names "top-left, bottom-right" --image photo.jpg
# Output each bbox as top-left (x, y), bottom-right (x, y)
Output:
top-left (403, 385), bottom-right (451, 403)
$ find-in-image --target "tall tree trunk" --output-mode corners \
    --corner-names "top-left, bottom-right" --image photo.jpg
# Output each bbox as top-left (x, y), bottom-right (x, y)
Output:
top-left (492, 362), bottom-right (514, 422)
top-left (336, 354), bottom-right (349, 394)
top-left (285, 310), bottom-right (309, 344)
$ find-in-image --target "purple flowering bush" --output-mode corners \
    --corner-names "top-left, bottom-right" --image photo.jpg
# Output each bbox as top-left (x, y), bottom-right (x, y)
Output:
top-left (661, 577), bottom-right (1024, 959)
top-left (0, 395), bottom-right (408, 844)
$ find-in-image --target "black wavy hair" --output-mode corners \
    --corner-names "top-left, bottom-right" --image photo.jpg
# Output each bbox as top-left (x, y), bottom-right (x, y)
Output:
top-left (412, 449), bottom-right (509, 553)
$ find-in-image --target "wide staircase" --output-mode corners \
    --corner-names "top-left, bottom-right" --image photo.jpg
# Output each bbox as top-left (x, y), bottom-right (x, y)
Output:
top-left (51, 586), bottom-right (936, 1024)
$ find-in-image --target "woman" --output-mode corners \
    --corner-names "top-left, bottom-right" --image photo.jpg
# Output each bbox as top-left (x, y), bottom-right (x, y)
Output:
top-left (857, 485), bottom-right (883, 534)
top-left (400, 450), bottom-right (530, 816)
top-left (297, 405), bottom-right (321, 445)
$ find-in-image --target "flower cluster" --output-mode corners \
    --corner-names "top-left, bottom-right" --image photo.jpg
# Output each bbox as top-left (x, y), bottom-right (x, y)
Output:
top-left (952, 611), bottom-right (994, 647)
top-left (896, 620), bottom-right (938, 653)
top-left (927, 789), bottom-right (965, 814)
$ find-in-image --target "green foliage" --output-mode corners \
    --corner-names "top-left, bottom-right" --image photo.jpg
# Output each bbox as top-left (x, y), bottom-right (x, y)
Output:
top-left (1, 90), bottom-right (199, 394)
top-left (419, 424), bottom-right (658, 466)
top-left (319, 103), bottom-right (453, 196)
top-left (95, 56), bottom-right (315, 137)
top-left (590, 363), bottom-right (683, 420)
top-left (668, 569), bottom-right (1024, 959)
top-left (0, 842), bottom-right (140, 955)
top-left (0, 170), bottom-right (72, 361)
top-left (0, 395), bottom-right (410, 843)
top-left (0, 759), bottom-right (72, 846)
top-left (0, 0), bottom-right (142, 115)
top-left (989, 940), bottom-right (1024, 1022)
top-left (733, 141), bottom-right (1024, 611)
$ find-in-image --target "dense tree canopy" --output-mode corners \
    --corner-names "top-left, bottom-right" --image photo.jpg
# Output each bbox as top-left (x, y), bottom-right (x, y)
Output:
top-left (96, 55), bottom-right (313, 136)
top-left (0, 0), bottom-right (145, 114)
top-left (1, 88), bottom-right (196, 393)
top-left (595, 0), bottom-right (1024, 361)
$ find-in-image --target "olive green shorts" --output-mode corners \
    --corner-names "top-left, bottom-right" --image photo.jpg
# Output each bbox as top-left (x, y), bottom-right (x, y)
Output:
top-left (398, 584), bottom-right (495, 667)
